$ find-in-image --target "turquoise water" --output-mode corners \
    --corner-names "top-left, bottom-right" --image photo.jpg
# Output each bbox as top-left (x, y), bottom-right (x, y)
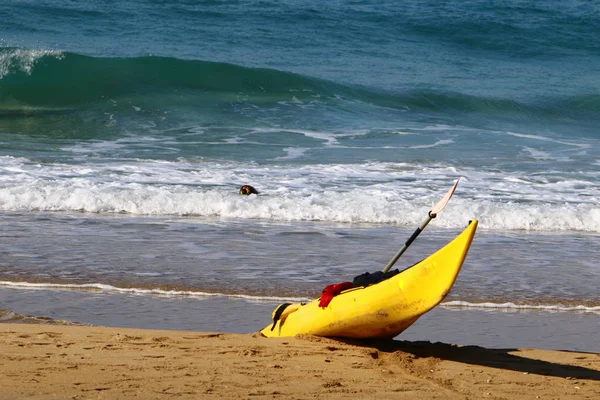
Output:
top-left (0, 0), bottom-right (599, 349)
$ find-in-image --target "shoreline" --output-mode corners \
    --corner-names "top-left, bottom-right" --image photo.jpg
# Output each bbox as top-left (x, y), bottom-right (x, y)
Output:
top-left (2, 288), bottom-right (599, 353)
top-left (1, 323), bottom-right (599, 399)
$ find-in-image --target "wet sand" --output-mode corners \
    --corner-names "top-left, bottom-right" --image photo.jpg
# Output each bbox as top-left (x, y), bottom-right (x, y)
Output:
top-left (1, 323), bottom-right (599, 399)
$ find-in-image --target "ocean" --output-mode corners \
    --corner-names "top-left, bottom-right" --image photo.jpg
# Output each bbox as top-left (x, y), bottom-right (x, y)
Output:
top-left (1, 0), bottom-right (598, 352)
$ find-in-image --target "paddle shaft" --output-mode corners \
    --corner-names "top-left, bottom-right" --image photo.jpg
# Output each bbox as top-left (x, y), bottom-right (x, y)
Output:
top-left (382, 213), bottom-right (435, 273)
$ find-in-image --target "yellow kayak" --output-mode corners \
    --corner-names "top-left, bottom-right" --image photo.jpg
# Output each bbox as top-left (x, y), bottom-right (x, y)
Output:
top-left (261, 219), bottom-right (478, 339)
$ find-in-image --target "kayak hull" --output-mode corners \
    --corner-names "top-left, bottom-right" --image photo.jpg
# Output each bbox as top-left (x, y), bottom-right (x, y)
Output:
top-left (261, 220), bottom-right (478, 339)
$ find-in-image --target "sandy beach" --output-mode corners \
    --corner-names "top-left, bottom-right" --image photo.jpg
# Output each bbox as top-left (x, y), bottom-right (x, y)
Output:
top-left (1, 322), bottom-right (598, 399)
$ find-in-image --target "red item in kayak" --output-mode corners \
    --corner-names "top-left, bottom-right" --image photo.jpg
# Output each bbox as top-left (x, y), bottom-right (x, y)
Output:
top-left (318, 282), bottom-right (354, 308)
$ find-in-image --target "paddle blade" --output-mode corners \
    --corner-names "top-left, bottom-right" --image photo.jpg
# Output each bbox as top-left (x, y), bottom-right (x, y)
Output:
top-left (430, 178), bottom-right (460, 217)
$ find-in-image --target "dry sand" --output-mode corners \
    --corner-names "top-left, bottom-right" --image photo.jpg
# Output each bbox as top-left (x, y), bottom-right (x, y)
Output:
top-left (1, 323), bottom-right (599, 399)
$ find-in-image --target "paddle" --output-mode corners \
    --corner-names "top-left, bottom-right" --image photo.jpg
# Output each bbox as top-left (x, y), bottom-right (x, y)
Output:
top-left (381, 178), bottom-right (460, 273)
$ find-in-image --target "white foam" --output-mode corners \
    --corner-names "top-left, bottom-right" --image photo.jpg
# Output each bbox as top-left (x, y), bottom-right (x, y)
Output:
top-left (442, 301), bottom-right (600, 314)
top-left (0, 281), bottom-right (311, 303)
top-left (249, 128), bottom-right (369, 147)
top-left (521, 146), bottom-right (554, 161)
top-left (1, 156), bottom-right (600, 232)
top-left (275, 147), bottom-right (309, 160)
top-left (0, 48), bottom-right (64, 79)
top-left (248, 127), bottom-right (340, 146)
top-left (504, 131), bottom-right (590, 149)
top-left (418, 124), bottom-right (475, 131)
top-left (409, 139), bottom-right (454, 149)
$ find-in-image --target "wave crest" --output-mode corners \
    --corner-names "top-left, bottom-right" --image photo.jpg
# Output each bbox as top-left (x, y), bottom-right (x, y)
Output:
top-left (1, 47), bottom-right (598, 123)
top-left (0, 47), bottom-right (64, 79)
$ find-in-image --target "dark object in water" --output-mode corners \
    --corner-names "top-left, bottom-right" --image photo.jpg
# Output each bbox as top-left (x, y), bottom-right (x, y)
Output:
top-left (239, 185), bottom-right (259, 195)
